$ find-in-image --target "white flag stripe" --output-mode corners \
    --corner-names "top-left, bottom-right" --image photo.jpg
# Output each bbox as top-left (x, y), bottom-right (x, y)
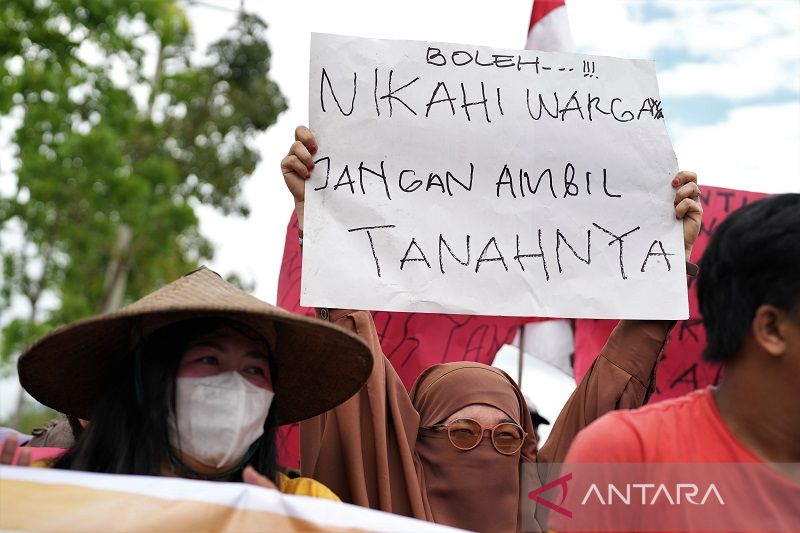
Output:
top-left (526, 4), bottom-right (574, 52)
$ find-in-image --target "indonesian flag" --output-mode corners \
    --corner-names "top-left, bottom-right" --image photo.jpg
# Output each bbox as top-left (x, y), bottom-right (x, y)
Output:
top-left (513, 0), bottom-right (576, 377)
top-left (526, 0), bottom-right (574, 52)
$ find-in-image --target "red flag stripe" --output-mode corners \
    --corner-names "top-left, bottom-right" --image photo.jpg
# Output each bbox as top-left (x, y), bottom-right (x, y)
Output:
top-left (529, 0), bottom-right (566, 31)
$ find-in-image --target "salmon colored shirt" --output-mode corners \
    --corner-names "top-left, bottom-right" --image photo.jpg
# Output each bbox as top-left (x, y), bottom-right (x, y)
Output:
top-left (565, 387), bottom-right (796, 464)
top-left (559, 387), bottom-right (800, 532)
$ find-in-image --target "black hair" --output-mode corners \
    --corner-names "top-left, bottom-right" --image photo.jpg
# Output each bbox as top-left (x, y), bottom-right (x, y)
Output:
top-left (54, 317), bottom-right (279, 482)
top-left (698, 193), bottom-right (800, 363)
top-left (66, 415), bottom-right (83, 439)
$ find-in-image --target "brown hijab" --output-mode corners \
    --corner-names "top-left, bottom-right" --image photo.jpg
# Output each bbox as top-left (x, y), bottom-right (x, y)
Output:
top-left (411, 362), bottom-right (538, 532)
top-left (302, 309), bottom-right (669, 532)
top-left (300, 309), bottom-right (537, 532)
top-left (300, 310), bottom-right (427, 518)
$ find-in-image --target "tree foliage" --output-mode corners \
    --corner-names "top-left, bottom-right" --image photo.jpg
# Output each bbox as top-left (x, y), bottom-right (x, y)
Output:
top-left (0, 1), bottom-right (286, 365)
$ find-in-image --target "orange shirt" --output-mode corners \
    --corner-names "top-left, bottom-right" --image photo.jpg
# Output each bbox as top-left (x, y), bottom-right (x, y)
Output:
top-left (566, 387), bottom-right (777, 463)
top-left (556, 387), bottom-right (800, 532)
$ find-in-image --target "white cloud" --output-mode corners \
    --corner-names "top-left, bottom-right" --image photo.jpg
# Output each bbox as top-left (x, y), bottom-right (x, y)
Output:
top-left (658, 55), bottom-right (799, 101)
top-left (673, 101), bottom-right (800, 193)
top-left (657, 25), bottom-right (800, 100)
top-left (568, 1), bottom-right (670, 58)
top-left (569, 0), bottom-right (800, 100)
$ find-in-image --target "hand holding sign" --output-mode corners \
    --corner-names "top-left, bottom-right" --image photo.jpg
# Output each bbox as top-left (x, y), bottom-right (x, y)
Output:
top-left (573, 186), bottom-right (766, 404)
top-left (281, 126), bottom-right (318, 231)
top-left (673, 171), bottom-right (702, 260)
top-left (281, 126), bottom-right (318, 233)
top-left (281, 126), bottom-right (701, 285)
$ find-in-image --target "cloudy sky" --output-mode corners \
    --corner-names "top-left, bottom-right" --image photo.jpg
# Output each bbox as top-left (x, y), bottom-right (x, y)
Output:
top-left (185, 0), bottom-right (800, 304)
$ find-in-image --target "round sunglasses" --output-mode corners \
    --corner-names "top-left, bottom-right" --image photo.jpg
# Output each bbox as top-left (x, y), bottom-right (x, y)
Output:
top-left (425, 418), bottom-right (526, 455)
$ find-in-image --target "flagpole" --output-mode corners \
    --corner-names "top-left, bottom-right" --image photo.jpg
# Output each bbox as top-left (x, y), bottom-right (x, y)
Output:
top-left (517, 323), bottom-right (526, 387)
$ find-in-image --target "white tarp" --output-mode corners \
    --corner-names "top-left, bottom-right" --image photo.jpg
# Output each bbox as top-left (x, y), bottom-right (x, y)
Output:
top-left (303, 33), bottom-right (688, 320)
top-left (0, 466), bottom-right (464, 532)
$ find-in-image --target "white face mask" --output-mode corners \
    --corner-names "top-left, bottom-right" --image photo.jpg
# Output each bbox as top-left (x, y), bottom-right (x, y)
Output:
top-left (167, 371), bottom-right (274, 469)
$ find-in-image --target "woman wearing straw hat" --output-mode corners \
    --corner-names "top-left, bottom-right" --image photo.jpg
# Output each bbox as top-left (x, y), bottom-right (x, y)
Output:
top-left (12, 267), bottom-right (373, 498)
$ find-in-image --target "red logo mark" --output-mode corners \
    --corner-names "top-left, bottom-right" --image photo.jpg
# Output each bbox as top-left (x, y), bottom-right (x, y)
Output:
top-left (528, 472), bottom-right (573, 518)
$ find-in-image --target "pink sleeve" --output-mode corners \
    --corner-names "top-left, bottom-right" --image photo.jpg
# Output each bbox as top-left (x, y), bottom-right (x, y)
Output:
top-left (15, 447), bottom-right (67, 466)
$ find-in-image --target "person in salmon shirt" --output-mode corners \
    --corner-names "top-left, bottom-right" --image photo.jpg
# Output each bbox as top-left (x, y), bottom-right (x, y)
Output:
top-left (555, 194), bottom-right (800, 532)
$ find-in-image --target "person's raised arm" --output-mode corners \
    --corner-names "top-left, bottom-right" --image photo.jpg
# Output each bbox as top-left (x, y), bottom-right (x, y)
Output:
top-left (674, 170), bottom-right (702, 264)
top-left (537, 171), bottom-right (703, 469)
top-left (280, 125), bottom-right (318, 235)
top-left (281, 126), bottom-right (427, 519)
top-left (281, 126), bottom-right (374, 346)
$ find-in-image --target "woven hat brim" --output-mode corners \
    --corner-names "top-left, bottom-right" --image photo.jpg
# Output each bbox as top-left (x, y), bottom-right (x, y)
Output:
top-left (18, 306), bottom-right (372, 425)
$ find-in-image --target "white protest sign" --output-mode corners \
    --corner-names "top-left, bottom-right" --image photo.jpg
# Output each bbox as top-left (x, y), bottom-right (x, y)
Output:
top-left (302, 33), bottom-right (689, 320)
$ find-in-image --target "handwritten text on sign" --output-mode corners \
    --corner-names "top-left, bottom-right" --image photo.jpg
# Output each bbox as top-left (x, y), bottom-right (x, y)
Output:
top-left (302, 33), bottom-right (688, 319)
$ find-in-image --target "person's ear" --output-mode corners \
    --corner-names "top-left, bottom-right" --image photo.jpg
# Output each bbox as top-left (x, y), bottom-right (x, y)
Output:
top-left (751, 305), bottom-right (788, 357)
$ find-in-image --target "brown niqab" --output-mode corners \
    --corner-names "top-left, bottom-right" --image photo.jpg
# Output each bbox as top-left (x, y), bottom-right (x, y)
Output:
top-left (301, 309), bottom-right (669, 532)
top-left (411, 363), bottom-right (538, 532)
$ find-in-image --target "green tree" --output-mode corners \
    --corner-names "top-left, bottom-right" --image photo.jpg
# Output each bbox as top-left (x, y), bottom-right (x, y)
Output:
top-left (0, 0), bottom-right (286, 423)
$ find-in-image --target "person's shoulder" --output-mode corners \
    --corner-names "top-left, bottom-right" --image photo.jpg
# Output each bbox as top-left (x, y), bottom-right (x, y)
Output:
top-left (28, 418), bottom-right (75, 448)
top-left (619, 385), bottom-right (709, 416)
top-left (276, 472), bottom-right (341, 502)
top-left (602, 387), bottom-right (712, 443)
top-left (564, 408), bottom-right (644, 463)
top-left (615, 387), bottom-right (711, 429)
top-left (566, 388), bottom-right (712, 463)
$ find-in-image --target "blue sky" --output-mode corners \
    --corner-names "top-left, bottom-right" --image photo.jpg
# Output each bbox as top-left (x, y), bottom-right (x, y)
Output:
top-left (567, 0), bottom-right (799, 194)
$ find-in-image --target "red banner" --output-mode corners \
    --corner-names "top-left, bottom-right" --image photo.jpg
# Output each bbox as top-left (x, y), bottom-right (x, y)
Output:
top-left (573, 186), bottom-right (768, 401)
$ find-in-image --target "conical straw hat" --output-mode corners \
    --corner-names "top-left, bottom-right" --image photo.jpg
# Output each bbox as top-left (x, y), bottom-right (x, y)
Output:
top-left (18, 267), bottom-right (372, 424)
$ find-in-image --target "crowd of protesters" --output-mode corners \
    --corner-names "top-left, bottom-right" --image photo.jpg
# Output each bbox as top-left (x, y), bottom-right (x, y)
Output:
top-left (0, 124), bottom-right (797, 532)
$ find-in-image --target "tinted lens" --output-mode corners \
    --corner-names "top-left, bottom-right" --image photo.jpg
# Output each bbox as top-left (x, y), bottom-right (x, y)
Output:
top-left (447, 419), bottom-right (483, 450)
top-left (492, 423), bottom-right (524, 454)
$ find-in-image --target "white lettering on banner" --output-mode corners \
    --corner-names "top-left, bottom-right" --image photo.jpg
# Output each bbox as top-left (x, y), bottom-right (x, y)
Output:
top-left (302, 33), bottom-right (689, 319)
top-left (580, 483), bottom-right (726, 506)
